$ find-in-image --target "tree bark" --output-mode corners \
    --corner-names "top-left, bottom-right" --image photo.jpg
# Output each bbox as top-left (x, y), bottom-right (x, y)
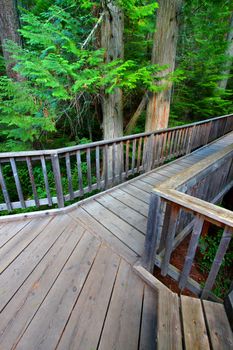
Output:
top-left (124, 94), bottom-right (148, 135)
top-left (145, 0), bottom-right (182, 132)
top-left (0, 0), bottom-right (22, 80)
top-left (218, 14), bottom-right (233, 90)
top-left (101, 1), bottom-right (124, 180)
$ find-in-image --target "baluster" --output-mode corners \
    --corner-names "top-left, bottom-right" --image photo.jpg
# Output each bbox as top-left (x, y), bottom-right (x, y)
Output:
top-left (95, 146), bottom-right (101, 190)
top-left (137, 137), bottom-right (142, 172)
top-left (125, 140), bottom-right (130, 177)
top-left (131, 138), bottom-right (136, 174)
top-left (201, 226), bottom-right (233, 299)
top-left (161, 204), bottom-right (180, 276)
top-left (179, 215), bottom-right (204, 290)
top-left (104, 144), bottom-right (108, 189)
top-left (51, 153), bottom-right (64, 208)
top-left (65, 153), bottom-right (74, 200)
top-left (76, 150), bottom-right (84, 196)
top-left (26, 157), bottom-right (40, 207)
top-left (10, 157), bottom-right (26, 209)
top-left (0, 163), bottom-right (12, 211)
top-left (86, 148), bottom-right (92, 191)
top-left (40, 156), bottom-right (52, 206)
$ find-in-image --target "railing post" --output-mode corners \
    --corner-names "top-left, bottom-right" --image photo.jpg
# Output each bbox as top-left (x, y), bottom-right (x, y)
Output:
top-left (142, 193), bottom-right (166, 272)
top-left (186, 126), bottom-right (196, 154)
top-left (51, 153), bottom-right (64, 208)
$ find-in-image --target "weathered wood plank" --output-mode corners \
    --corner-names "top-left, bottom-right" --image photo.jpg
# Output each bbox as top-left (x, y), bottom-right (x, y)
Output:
top-left (51, 153), bottom-right (64, 208)
top-left (0, 219), bottom-right (85, 349)
top-left (181, 295), bottom-right (210, 350)
top-left (98, 260), bottom-right (144, 350)
top-left (65, 152), bottom-right (74, 200)
top-left (76, 150), bottom-right (84, 196)
top-left (203, 300), bottom-right (233, 350)
top-left (0, 220), bottom-right (30, 248)
top-left (0, 163), bottom-right (12, 211)
top-left (95, 145), bottom-right (101, 189)
top-left (139, 285), bottom-right (158, 350)
top-left (157, 290), bottom-right (182, 350)
top-left (86, 147), bottom-right (92, 191)
top-left (15, 231), bottom-right (101, 350)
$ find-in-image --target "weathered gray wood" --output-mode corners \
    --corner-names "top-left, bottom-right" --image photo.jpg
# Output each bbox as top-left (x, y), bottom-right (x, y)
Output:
top-left (40, 155), bottom-right (52, 206)
top-left (104, 144), bottom-right (108, 189)
top-left (179, 215), bottom-right (204, 290)
top-left (142, 194), bottom-right (166, 272)
top-left (51, 153), bottom-right (64, 208)
top-left (65, 153), bottom-right (74, 200)
top-left (95, 145), bottom-right (101, 189)
top-left (26, 157), bottom-right (40, 207)
top-left (98, 260), bottom-right (144, 350)
top-left (157, 290), bottom-right (182, 350)
top-left (0, 163), bottom-right (12, 211)
top-left (86, 147), bottom-right (92, 191)
top-left (137, 136), bottom-right (142, 172)
top-left (125, 139), bottom-right (130, 177)
top-left (201, 226), bottom-right (233, 299)
top-left (203, 300), bottom-right (233, 349)
top-left (76, 150), bottom-right (84, 196)
top-left (10, 157), bottom-right (26, 208)
top-left (0, 219), bottom-right (85, 349)
top-left (16, 231), bottom-right (101, 350)
top-left (131, 138), bottom-right (136, 174)
top-left (181, 296), bottom-right (210, 350)
top-left (161, 204), bottom-right (180, 276)
top-left (139, 285), bottom-right (158, 350)
top-left (0, 220), bottom-right (29, 248)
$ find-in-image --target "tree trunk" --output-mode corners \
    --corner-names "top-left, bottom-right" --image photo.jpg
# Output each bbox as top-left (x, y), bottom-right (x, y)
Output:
top-left (0, 0), bottom-right (22, 80)
top-left (101, 1), bottom-right (124, 180)
top-left (145, 0), bottom-right (182, 132)
top-left (218, 14), bottom-right (233, 90)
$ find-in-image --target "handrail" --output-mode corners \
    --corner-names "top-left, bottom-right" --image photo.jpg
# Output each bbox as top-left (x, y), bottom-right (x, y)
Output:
top-left (0, 113), bottom-right (233, 213)
top-left (143, 143), bottom-right (233, 300)
top-left (0, 113), bottom-right (232, 159)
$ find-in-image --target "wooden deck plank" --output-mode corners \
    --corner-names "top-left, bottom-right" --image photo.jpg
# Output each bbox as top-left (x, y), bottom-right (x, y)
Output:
top-left (0, 220), bottom-right (30, 248)
top-left (157, 291), bottom-right (182, 350)
top-left (109, 188), bottom-right (149, 217)
top-left (131, 179), bottom-right (153, 193)
top-left (69, 207), bottom-right (138, 265)
top-left (98, 260), bottom-right (144, 350)
top-left (15, 231), bottom-right (101, 350)
top-left (0, 220), bottom-right (86, 349)
top-left (96, 193), bottom-right (147, 234)
top-left (82, 200), bottom-right (145, 255)
top-left (57, 245), bottom-right (120, 350)
top-left (0, 217), bottom-right (52, 274)
top-left (121, 184), bottom-right (151, 204)
top-left (139, 285), bottom-right (158, 350)
top-left (0, 215), bottom-right (71, 311)
top-left (181, 295), bottom-right (210, 350)
top-left (203, 300), bottom-right (233, 350)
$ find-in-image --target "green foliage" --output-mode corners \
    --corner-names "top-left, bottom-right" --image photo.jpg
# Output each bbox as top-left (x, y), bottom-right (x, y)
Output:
top-left (171, 0), bottom-right (233, 121)
top-left (198, 228), bottom-right (233, 297)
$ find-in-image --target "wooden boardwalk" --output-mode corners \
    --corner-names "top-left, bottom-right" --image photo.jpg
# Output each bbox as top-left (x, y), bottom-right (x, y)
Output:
top-left (0, 132), bottom-right (233, 349)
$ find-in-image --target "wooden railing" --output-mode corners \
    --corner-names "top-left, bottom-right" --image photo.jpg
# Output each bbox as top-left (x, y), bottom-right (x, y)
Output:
top-left (0, 113), bottom-right (233, 212)
top-left (143, 143), bottom-right (233, 300)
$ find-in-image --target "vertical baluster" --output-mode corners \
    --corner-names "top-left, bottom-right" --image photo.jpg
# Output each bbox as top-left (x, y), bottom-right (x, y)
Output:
top-left (86, 148), bottom-right (92, 191)
top-left (104, 144), bottom-right (108, 189)
top-left (179, 215), bottom-right (204, 290)
top-left (137, 137), bottom-right (142, 172)
top-left (169, 130), bottom-right (175, 159)
top-left (161, 132), bottom-right (167, 163)
top-left (10, 157), bottom-right (26, 209)
top-left (131, 138), bottom-right (136, 174)
top-left (201, 226), bottom-right (233, 299)
top-left (26, 157), bottom-right (40, 207)
top-left (112, 142), bottom-right (116, 184)
top-left (40, 156), bottom-right (52, 206)
top-left (119, 141), bottom-right (124, 182)
top-left (125, 140), bottom-right (130, 177)
top-left (165, 131), bottom-right (171, 160)
top-left (76, 150), bottom-right (84, 196)
top-left (161, 204), bottom-right (180, 276)
top-left (0, 163), bottom-right (12, 211)
top-left (51, 153), bottom-right (64, 208)
top-left (142, 194), bottom-right (167, 272)
top-left (95, 146), bottom-right (101, 190)
top-left (65, 153), bottom-right (74, 200)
